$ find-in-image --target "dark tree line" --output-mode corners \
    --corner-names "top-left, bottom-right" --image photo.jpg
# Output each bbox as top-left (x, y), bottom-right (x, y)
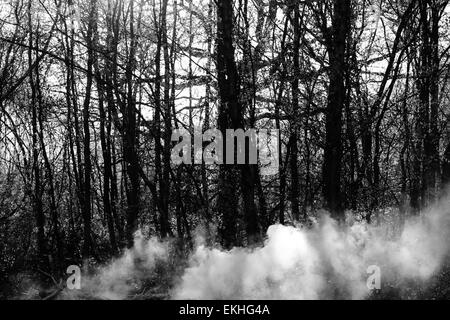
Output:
top-left (1, 0), bottom-right (450, 286)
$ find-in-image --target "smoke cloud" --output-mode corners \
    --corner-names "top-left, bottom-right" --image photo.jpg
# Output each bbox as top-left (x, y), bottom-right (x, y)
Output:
top-left (173, 198), bottom-right (450, 299)
top-left (62, 231), bottom-right (170, 300)
top-left (50, 196), bottom-right (450, 300)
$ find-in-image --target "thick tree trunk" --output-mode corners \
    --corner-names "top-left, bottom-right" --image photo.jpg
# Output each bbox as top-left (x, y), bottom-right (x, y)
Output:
top-left (216, 0), bottom-right (240, 248)
top-left (322, 0), bottom-right (351, 219)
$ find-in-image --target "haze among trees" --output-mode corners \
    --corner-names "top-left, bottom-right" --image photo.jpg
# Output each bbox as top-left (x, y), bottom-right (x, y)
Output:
top-left (1, 0), bottom-right (450, 297)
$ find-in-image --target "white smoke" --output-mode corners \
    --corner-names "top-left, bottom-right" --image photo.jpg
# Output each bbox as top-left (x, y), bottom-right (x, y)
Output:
top-left (173, 198), bottom-right (450, 299)
top-left (52, 196), bottom-right (450, 300)
top-left (62, 231), bottom-right (169, 300)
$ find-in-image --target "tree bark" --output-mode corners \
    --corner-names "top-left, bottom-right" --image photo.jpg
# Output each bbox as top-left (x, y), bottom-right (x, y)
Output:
top-left (216, 0), bottom-right (240, 248)
top-left (322, 0), bottom-right (351, 219)
top-left (124, 0), bottom-right (141, 247)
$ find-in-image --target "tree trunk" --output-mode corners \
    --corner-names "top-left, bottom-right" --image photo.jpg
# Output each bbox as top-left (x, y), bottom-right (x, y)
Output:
top-left (80, 0), bottom-right (97, 257)
top-left (322, 0), bottom-right (351, 219)
top-left (28, 2), bottom-right (48, 272)
top-left (290, 3), bottom-right (301, 221)
top-left (216, 0), bottom-right (240, 248)
top-left (124, 0), bottom-right (141, 247)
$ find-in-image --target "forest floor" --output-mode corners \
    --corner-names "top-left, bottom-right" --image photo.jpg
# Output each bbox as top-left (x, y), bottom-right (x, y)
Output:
top-left (3, 231), bottom-right (450, 300)
top-left (4, 258), bottom-right (450, 300)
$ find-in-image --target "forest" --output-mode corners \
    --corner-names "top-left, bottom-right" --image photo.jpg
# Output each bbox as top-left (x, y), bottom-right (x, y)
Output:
top-left (1, 0), bottom-right (450, 300)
